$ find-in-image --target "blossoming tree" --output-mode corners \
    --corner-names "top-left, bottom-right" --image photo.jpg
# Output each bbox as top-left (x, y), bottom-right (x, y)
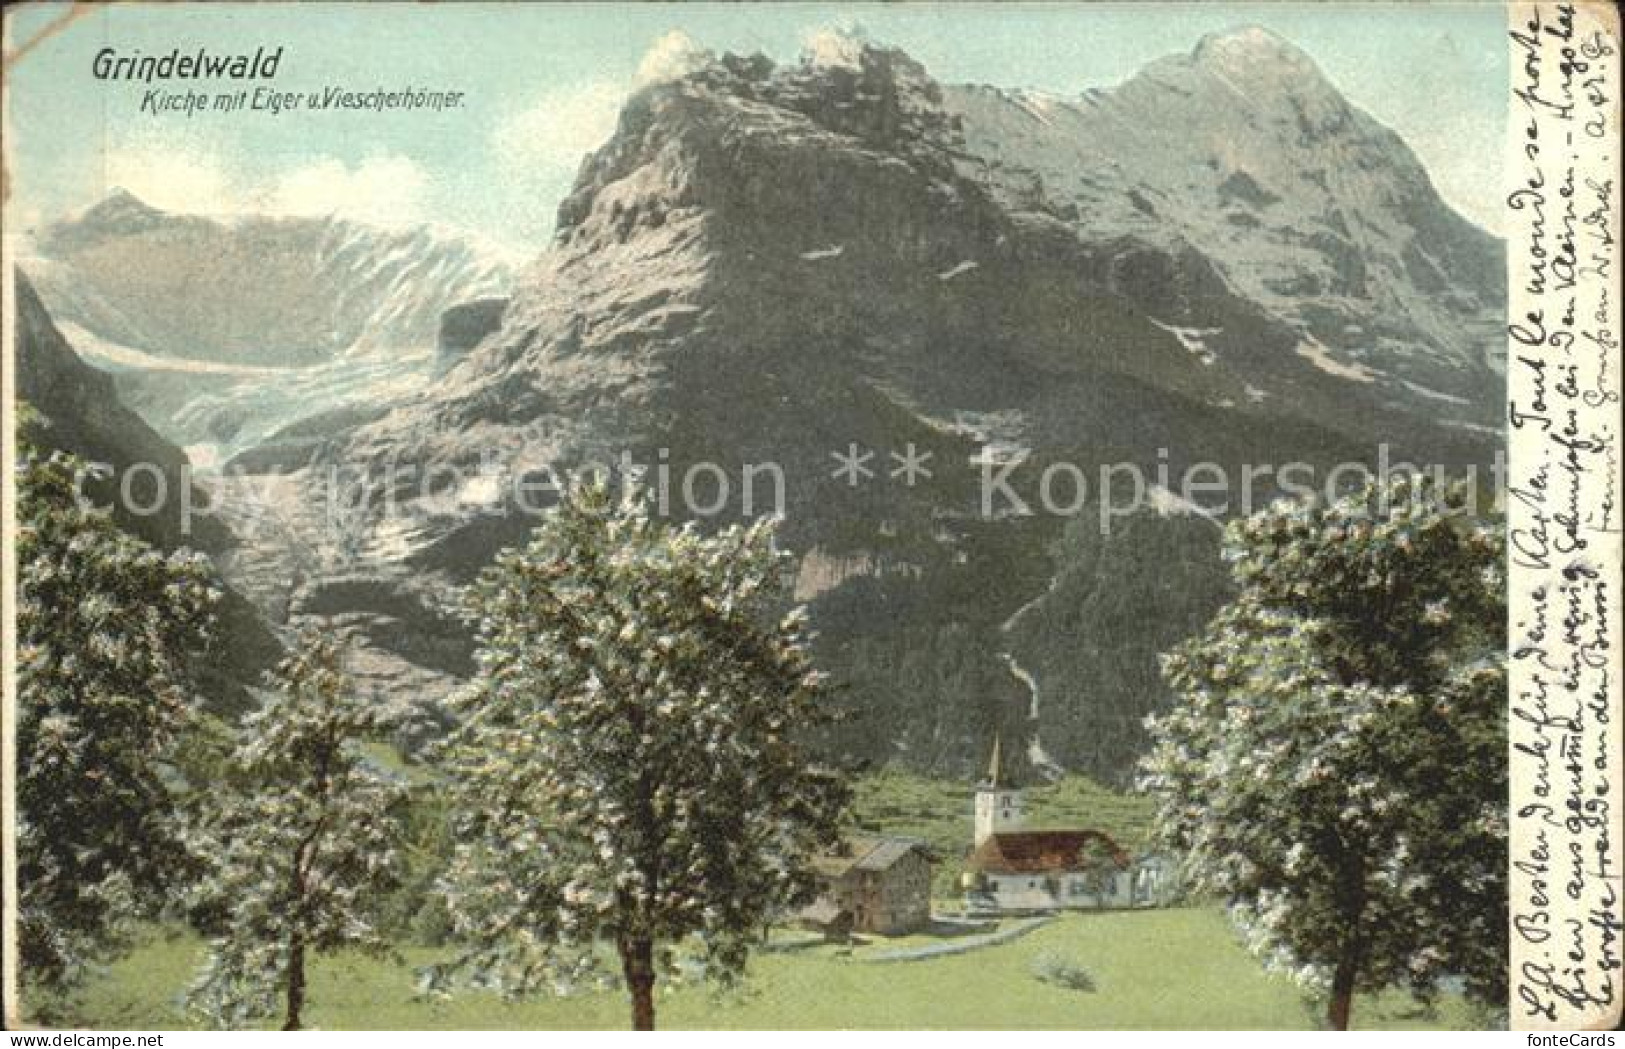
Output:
top-left (431, 481), bottom-right (848, 1030)
top-left (16, 441), bottom-right (217, 995)
top-left (1140, 476), bottom-right (1505, 1029)
top-left (185, 630), bottom-right (408, 1029)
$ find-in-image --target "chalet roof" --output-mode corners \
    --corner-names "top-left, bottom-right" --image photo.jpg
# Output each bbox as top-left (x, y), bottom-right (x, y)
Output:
top-left (855, 837), bottom-right (923, 872)
top-left (810, 834), bottom-right (935, 879)
top-left (966, 830), bottom-right (1129, 875)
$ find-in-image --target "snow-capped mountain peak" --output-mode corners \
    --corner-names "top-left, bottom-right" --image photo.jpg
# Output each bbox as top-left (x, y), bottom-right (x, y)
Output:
top-left (43, 187), bottom-right (171, 252)
top-left (802, 25), bottom-right (872, 71)
top-left (1193, 25), bottom-right (1323, 78)
top-left (22, 191), bottom-right (515, 460)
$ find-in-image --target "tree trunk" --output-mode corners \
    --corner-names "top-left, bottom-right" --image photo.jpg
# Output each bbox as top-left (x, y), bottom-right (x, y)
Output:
top-left (1327, 951), bottom-right (1358, 1031)
top-left (618, 934), bottom-right (656, 1031)
top-left (283, 929), bottom-right (307, 1031)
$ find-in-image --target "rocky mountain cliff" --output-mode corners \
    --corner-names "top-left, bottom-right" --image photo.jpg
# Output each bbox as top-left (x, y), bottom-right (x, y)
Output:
top-left (14, 269), bottom-right (231, 552)
top-left (285, 28), bottom-right (1501, 780)
top-left (13, 268), bottom-right (281, 711)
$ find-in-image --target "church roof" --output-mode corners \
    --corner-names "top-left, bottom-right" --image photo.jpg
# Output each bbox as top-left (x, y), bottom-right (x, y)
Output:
top-left (966, 830), bottom-right (1129, 875)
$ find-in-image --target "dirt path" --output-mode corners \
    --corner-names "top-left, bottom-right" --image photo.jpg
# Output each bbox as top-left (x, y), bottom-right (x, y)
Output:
top-left (860, 915), bottom-right (1053, 963)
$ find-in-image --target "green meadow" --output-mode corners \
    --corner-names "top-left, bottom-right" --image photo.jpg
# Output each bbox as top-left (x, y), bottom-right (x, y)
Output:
top-left (31, 770), bottom-right (1486, 1031)
top-left (64, 908), bottom-right (1478, 1030)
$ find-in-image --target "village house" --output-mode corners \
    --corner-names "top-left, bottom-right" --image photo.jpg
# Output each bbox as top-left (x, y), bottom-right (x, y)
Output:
top-left (798, 834), bottom-right (936, 938)
top-left (962, 738), bottom-right (1173, 913)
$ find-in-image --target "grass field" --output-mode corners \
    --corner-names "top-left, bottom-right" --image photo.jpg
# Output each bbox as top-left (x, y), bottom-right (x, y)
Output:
top-left (34, 770), bottom-right (1487, 1030)
top-left (57, 908), bottom-right (1480, 1031)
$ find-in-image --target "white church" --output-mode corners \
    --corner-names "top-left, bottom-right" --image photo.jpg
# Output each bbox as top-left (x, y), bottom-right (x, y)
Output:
top-left (961, 738), bottom-right (1174, 913)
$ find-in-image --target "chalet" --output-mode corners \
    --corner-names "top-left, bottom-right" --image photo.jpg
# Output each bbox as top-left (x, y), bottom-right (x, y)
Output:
top-left (798, 834), bottom-right (935, 937)
top-left (962, 737), bottom-right (1174, 913)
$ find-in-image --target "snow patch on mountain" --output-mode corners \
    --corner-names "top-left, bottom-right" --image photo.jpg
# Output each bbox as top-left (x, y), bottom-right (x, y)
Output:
top-left (803, 26), bottom-right (869, 71)
top-left (1151, 319), bottom-right (1222, 365)
top-left (1400, 379), bottom-right (1471, 405)
top-left (57, 321), bottom-right (287, 377)
top-left (1149, 484), bottom-right (1224, 524)
top-left (1295, 336), bottom-right (1376, 383)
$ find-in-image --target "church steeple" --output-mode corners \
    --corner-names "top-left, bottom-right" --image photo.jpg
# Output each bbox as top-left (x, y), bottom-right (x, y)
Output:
top-left (983, 734), bottom-right (1009, 790)
top-left (974, 734), bottom-right (1023, 845)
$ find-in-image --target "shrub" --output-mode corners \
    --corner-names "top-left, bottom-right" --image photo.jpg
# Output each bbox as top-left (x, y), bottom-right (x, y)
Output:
top-left (1031, 951), bottom-right (1097, 993)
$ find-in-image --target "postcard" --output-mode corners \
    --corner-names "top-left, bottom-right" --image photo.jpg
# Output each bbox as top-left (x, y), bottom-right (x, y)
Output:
top-left (2, 1), bottom-right (1619, 1035)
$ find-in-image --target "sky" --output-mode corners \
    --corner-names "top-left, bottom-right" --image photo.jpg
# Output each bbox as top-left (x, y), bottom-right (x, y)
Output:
top-left (3, 2), bottom-right (1508, 255)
